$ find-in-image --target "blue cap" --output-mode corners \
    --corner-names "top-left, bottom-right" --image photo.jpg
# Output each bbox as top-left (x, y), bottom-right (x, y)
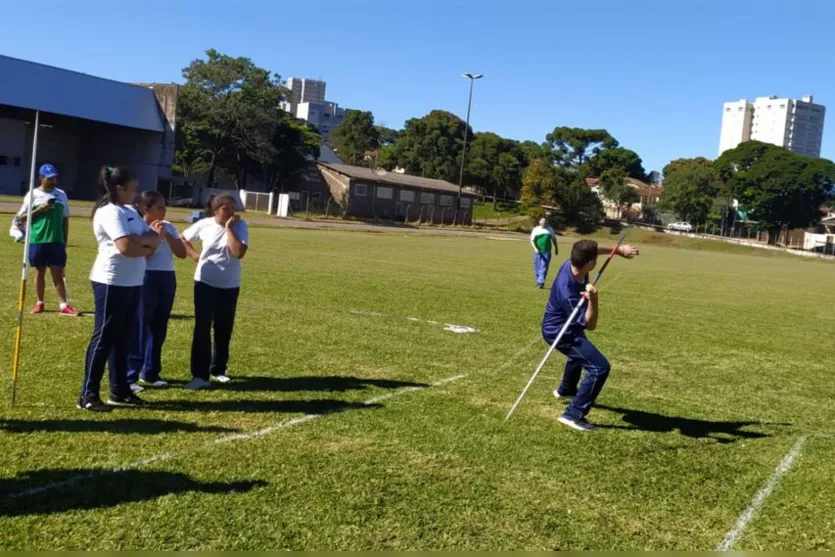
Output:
top-left (39, 163), bottom-right (58, 178)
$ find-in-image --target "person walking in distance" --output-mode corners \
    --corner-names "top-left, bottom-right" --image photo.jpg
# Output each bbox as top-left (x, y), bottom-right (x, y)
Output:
top-left (15, 163), bottom-right (79, 315)
top-left (78, 167), bottom-right (164, 412)
top-left (181, 194), bottom-right (249, 390)
top-left (127, 191), bottom-right (187, 390)
top-left (530, 217), bottom-right (558, 289)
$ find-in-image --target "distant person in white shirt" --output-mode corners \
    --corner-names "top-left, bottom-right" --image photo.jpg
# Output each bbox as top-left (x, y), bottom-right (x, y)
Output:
top-left (530, 217), bottom-right (558, 289)
top-left (181, 194), bottom-right (249, 390)
top-left (78, 167), bottom-right (164, 412)
top-left (126, 191), bottom-right (187, 391)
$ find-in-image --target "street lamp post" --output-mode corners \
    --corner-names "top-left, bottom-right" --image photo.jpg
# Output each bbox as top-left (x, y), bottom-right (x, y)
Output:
top-left (457, 72), bottom-right (483, 214)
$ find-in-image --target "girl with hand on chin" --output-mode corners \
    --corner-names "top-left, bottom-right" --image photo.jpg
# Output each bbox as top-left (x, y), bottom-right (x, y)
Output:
top-left (180, 194), bottom-right (249, 390)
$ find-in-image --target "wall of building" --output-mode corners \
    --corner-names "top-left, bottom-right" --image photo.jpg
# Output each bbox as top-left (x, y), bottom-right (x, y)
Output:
top-left (719, 100), bottom-right (753, 155)
top-left (0, 117), bottom-right (26, 194)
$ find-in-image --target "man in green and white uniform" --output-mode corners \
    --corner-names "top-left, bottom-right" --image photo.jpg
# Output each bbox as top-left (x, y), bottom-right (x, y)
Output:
top-left (16, 163), bottom-right (78, 316)
top-left (530, 217), bottom-right (558, 289)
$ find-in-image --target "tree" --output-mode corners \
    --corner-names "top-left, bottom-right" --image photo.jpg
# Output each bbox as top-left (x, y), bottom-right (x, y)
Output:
top-left (658, 157), bottom-right (719, 224)
top-left (177, 49), bottom-right (285, 188)
top-left (647, 170), bottom-right (662, 185)
top-left (521, 159), bottom-right (602, 229)
top-left (518, 140), bottom-right (550, 165)
top-left (262, 116), bottom-right (321, 192)
top-left (392, 110), bottom-right (471, 182)
top-left (331, 110), bottom-right (380, 167)
top-left (716, 141), bottom-right (835, 241)
top-left (588, 147), bottom-right (647, 180)
top-left (466, 133), bottom-right (525, 205)
top-left (375, 125), bottom-right (400, 146)
top-left (545, 127), bottom-right (618, 167)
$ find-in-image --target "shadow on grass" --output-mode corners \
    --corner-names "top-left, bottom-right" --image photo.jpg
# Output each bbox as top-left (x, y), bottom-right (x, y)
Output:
top-left (224, 375), bottom-right (428, 393)
top-left (1, 469), bottom-right (266, 516)
top-left (169, 314), bottom-right (193, 320)
top-left (0, 419), bottom-right (235, 435)
top-left (161, 398), bottom-right (381, 415)
top-left (596, 404), bottom-right (788, 444)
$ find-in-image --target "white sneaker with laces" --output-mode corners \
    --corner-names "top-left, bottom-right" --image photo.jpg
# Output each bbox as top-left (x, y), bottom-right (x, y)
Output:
top-left (184, 378), bottom-right (212, 390)
top-left (211, 375), bottom-right (232, 384)
top-left (139, 379), bottom-right (169, 388)
top-left (130, 383), bottom-right (145, 394)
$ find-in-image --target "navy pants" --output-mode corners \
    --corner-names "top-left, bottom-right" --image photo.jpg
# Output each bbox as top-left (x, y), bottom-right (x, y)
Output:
top-left (534, 252), bottom-right (551, 287)
top-left (550, 333), bottom-right (611, 420)
top-left (191, 281), bottom-right (240, 381)
top-left (127, 271), bottom-right (177, 383)
top-left (81, 282), bottom-right (141, 400)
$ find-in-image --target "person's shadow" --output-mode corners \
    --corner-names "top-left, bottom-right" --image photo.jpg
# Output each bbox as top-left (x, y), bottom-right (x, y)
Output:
top-left (0, 419), bottom-right (235, 435)
top-left (1, 469), bottom-right (266, 517)
top-left (223, 375), bottom-right (428, 393)
top-left (596, 404), bottom-right (787, 444)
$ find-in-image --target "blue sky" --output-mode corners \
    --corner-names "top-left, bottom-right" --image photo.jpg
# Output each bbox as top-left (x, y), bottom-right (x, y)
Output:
top-left (2, 0), bottom-right (834, 173)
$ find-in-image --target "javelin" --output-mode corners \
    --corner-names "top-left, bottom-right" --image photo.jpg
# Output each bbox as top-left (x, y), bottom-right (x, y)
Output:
top-left (505, 233), bottom-right (626, 422)
top-left (10, 111), bottom-right (41, 406)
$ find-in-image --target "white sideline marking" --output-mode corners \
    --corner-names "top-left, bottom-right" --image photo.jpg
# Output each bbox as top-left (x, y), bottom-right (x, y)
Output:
top-left (353, 310), bottom-right (480, 334)
top-left (5, 374), bottom-right (468, 501)
top-left (716, 435), bottom-right (808, 551)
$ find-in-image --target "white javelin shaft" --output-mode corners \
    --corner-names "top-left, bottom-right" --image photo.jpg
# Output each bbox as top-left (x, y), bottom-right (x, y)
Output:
top-left (504, 297), bottom-right (586, 422)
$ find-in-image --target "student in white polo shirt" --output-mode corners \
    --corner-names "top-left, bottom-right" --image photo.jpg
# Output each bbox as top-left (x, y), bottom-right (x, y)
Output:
top-left (126, 190), bottom-right (187, 391)
top-left (181, 194), bottom-right (249, 390)
top-left (78, 167), bottom-right (164, 412)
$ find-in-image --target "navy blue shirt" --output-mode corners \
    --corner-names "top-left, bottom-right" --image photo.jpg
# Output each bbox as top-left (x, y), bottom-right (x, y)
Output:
top-left (542, 260), bottom-right (589, 342)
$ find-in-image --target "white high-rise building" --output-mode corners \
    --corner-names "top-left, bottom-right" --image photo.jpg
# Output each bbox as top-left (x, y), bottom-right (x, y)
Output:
top-left (279, 77), bottom-right (345, 140)
top-left (718, 95), bottom-right (825, 157)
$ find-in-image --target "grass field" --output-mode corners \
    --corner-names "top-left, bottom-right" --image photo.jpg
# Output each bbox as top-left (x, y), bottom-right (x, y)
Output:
top-left (1, 220), bottom-right (834, 550)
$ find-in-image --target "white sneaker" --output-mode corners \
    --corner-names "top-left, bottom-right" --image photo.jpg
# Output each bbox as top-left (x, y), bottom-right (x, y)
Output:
top-left (184, 378), bottom-right (212, 390)
top-left (129, 383), bottom-right (145, 394)
top-left (553, 389), bottom-right (576, 400)
top-left (211, 375), bottom-right (231, 384)
top-left (558, 415), bottom-right (596, 432)
top-left (139, 379), bottom-right (169, 388)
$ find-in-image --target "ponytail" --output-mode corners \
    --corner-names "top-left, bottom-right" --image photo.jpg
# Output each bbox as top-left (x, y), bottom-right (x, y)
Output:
top-left (92, 166), bottom-right (136, 219)
top-left (205, 194), bottom-right (218, 217)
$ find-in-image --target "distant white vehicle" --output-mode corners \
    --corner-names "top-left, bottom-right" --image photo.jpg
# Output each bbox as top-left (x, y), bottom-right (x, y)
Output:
top-left (668, 221), bottom-right (693, 232)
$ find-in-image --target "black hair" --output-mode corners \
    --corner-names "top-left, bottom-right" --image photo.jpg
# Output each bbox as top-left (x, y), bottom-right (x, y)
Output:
top-left (570, 239), bottom-right (598, 268)
top-left (137, 190), bottom-right (165, 216)
top-left (92, 166), bottom-right (136, 218)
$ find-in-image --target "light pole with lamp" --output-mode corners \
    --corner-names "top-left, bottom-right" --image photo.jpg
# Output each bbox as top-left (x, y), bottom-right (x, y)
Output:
top-left (456, 73), bottom-right (483, 218)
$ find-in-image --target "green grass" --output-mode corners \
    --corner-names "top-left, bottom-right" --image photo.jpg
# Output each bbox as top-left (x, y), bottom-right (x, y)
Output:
top-left (473, 200), bottom-right (526, 220)
top-left (1, 220), bottom-right (834, 550)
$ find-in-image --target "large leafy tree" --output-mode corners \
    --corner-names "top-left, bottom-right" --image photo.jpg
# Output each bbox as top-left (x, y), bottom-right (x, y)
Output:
top-left (466, 132), bottom-right (525, 204)
top-left (715, 141), bottom-right (835, 240)
top-left (518, 140), bottom-right (550, 165)
top-left (659, 157), bottom-right (719, 224)
top-left (545, 127), bottom-right (618, 167)
top-left (598, 167), bottom-right (639, 217)
top-left (588, 147), bottom-right (647, 180)
top-left (330, 110), bottom-right (380, 166)
top-left (178, 49), bottom-right (285, 188)
top-left (375, 125), bottom-right (400, 146)
top-left (263, 116), bottom-right (321, 192)
top-left (521, 158), bottom-right (602, 228)
top-left (389, 110), bottom-right (471, 182)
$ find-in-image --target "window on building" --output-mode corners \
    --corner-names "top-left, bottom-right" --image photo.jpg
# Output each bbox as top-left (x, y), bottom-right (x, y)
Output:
top-left (440, 195), bottom-right (454, 207)
top-left (13, 157), bottom-right (21, 167)
top-left (354, 183), bottom-right (368, 196)
top-left (420, 192), bottom-right (435, 204)
top-left (460, 198), bottom-right (471, 208)
top-left (727, 108), bottom-right (732, 112)
top-left (0, 156), bottom-right (7, 166)
top-left (400, 190), bottom-right (415, 202)
top-left (376, 186), bottom-right (394, 199)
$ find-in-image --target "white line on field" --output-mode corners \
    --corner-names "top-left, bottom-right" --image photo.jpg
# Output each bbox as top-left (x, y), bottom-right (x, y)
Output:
top-left (716, 435), bottom-right (808, 551)
top-left (5, 373), bottom-right (468, 501)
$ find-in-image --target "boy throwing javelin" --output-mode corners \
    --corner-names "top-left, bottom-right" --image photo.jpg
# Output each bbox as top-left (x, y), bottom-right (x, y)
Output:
top-left (543, 239), bottom-right (638, 431)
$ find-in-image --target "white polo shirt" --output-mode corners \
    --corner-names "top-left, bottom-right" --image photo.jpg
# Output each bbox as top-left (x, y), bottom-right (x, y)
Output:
top-left (182, 217), bottom-right (249, 289)
top-left (90, 203), bottom-right (150, 287)
top-left (145, 221), bottom-right (180, 272)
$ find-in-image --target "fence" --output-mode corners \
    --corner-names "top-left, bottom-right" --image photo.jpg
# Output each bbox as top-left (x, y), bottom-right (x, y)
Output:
top-left (240, 190), bottom-right (274, 213)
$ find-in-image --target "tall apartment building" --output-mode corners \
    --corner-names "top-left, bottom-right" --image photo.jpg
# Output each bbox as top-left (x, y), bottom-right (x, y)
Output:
top-left (280, 77), bottom-right (345, 140)
top-left (718, 95), bottom-right (826, 157)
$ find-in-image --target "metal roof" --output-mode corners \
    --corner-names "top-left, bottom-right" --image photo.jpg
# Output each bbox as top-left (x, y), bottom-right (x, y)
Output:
top-left (0, 55), bottom-right (164, 132)
top-left (318, 163), bottom-right (478, 196)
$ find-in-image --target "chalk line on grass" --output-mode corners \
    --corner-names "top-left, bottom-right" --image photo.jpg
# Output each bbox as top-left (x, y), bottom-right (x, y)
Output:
top-left (5, 373), bottom-right (468, 501)
top-left (716, 435), bottom-right (808, 551)
top-left (353, 310), bottom-right (480, 334)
